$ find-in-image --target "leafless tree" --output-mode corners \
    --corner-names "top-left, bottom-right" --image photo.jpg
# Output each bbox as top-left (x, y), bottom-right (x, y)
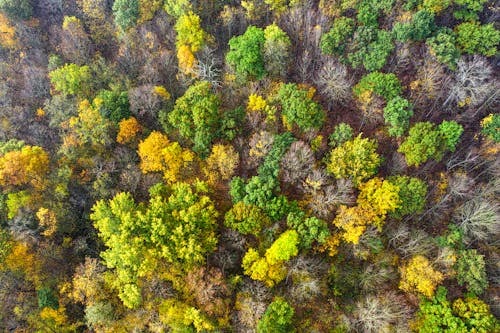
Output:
top-left (453, 198), bottom-right (499, 244)
top-left (315, 59), bottom-right (353, 107)
top-left (281, 141), bottom-right (314, 186)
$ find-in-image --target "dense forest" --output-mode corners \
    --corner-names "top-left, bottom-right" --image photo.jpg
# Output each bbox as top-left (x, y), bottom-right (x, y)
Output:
top-left (0, 0), bottom-right (499, 332)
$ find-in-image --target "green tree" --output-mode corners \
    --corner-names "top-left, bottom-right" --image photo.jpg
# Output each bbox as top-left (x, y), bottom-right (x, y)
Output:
top-left (277, 83), bottom-right (325, 131)
top-left (226, 26), bottom-right (266, 81)
top-left (168, 81), bottom-right (221, 157)
top-left (456, 22), bottom-right (500, 57)
top-left (286, 210), bottom-right (330, 249)
top-left (454, 0), bottom-right (488, 21)
top-left (398, 122), bottom-right (446, 167)
top-left (257, 298), bottom-right (295, 333)
top-left (95, 89), bottom-right (130, 124)
top-left (392, 10), bottom-right (435, 42)
top-left (427, 28), bottom-right (460, 69)
top-left (455, 249), bottom-right (488, 295)
top-left (383, 96), bottom-right (414, 137)
top-left (321, 17), bottom-right (355, 56)
top-left (347, 26), bottom-right (394, 71)
top-left (327, 134), bottom-right (381, 185)
top-left (263, 23), bottom-right (291, 78)
top-left (415, 287), bottom-right (498, 332)
top-left (112, 0), bottom-right (139, 31)
top-left (480, 113), bottom-right (500, 142)
top-left (224, 202), bottom-right (270, 236)
top-left (0, 0), bottom-right (32, 20)
top-left (49, 64), bottom-right (92, 97)
top-left (438, 120), bottom-right (463, 152)
top-left (329, 123), bottom-right (354, 147)
top-left (353, 71), bottom-right (402, 101)
top-left (356, 0), bottom-right (394, 27)
top-left (387, 175), bottom-right (427, 218)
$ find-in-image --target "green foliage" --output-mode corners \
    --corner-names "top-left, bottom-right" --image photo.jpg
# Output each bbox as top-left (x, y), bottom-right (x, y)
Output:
top-left (0, 139), bottom-right (24, 154)
top-left (164, 0), bottom-right (191, 18)
top-left (226, 26), bottom-right (266, 81)
top-left (455, 249), bottom-right (488, 295)
top-left (348, 27), bottom-right (394, 71)
top-left (286, 210), bottom-right (330, 249)
top-left (398, 122), bottom-right (447, 167)
top-left (49, 64), bottom-right (92, 97)
top-left (392, 10), bottom-right (435, 42)
top-left (388, 175), bottom-right (427, 218)
top-left (0, 228), bottom-right (10, 263)
top-left (263, 23), bottom-right (291, 77)
top-left (168, 81), bottom-right (221, 157)
top-left (481, 113), bottom-right (500, 142)
top-left (454, 0), bottom-right (487, 21)
top-left (224, 202), bottom-right (270, 236)
top-left (427, 28), bottom-right (460, 69)
top-left (159, 299), bottom-right (215, 332)
top-left (415, 287), bottom-right (498, 333)
top-left (327, 134), bottom-right (381, 185)
top-left (356, 0), bottom-right (394, 27)
top-left (95, 90), bottom-right (130, 124)
top-left (329, 123), bottom-right (354, 147)
top-left (353, 71), bottom-right (402, 101)
top-left (257, 298), bottom-right (295, 333)
top-left (112, 0), bottom-right (139, 31)
top-left (91, 183), bottom-right (219, 308)
top-left (383, 97), bottom-right (414, 137)
top-left (436, 224), bottom-right (464, 249)
top-left (0, 0), bottom-right (32, 19)
top-left (37, 287), bottom-right (59, 309)
top-left (456, 22), bottom-right (500, 57)
top-left (277, 83), bottom-right (325, 131)
top-left (438, 120), bottom-right (463, 152)
top-left (321, 17), bottom-right (355, 56)
top-left (85, 302), bottom-right (115, 328)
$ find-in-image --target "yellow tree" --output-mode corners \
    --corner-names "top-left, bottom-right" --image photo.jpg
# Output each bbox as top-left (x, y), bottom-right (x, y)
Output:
top-left (0, 13), bottom-right (18, 49)
top-left (116, 117), bottom-right (141, 144)
top-left (0, 145), bottom-right (49, 189)
top-left (203, 144), bottom-right (239, 184)
top-left (399, 255), bottom-right (444, 297)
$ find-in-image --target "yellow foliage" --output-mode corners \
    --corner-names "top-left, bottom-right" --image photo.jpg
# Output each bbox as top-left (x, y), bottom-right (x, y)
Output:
top-left (177, 44), bottom-right (197, 75)
top-left (5, 242), bottom-right (41, 286)
top-left (62, 16), bottom-right (81, 30)
top-left (116, 117), bottom-right (141, 144)
top-left (0, 145), bottom-right (49, 189)
top-left (357, 177), bottom-right (401, 228)
top-left (203, 144), bottom-right (239, 184)
top-left (153, 86), bottom-right (171, 100)
top-left (138, 131), bottom-right (195, 183)
top-left (247, 94), bottom-right (267, 112)
top-left (138, 131), bottom-right (170, 173)
top-left (36, 108), bottom-right (45, 117)
top-left (138, 0), bottom-right (163, 23)
top-left (319, 233), bottom-right (342, 256)
top-left (399, 255), bottom-right (444, 298)
top-left (36, 207), bottom-right (57, 237)
top-left (0, 13), bottom-right (18, 49)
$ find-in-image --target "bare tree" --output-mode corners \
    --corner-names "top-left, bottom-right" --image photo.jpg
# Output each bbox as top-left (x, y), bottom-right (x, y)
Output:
top-left (315, 59), bottom-right (353, 107)
top-left (454, 198), bottom-right (499, 244)
top-left (281, 141), bottom-right (314, 186)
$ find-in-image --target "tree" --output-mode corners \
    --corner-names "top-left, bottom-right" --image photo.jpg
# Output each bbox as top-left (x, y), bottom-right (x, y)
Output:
top-left (454, 0), bottom-right (488, 21)
top-left (480, 113), bottom-right (500, 143)
top-left (61, 16), bottom-right (92, 65)
top-left (456, 22), bottom-right (500, 57)
top-left (426, 28), bottom-right (460, 69)
top-left (69, 100), bottom-right (112, 147)
top-left (353, 71), bottom-right (402, 101)
top-left (137, 131), bottom-right (195, 183)
top-left (329, 123), bottom-right (353, 147)
top-left (277, 83), bottom-right (325, 131)
top-left (112, 0), bottom-right (139, 31)
top-left (399, 255), bottom-right (444, 297)
top-left (392, 10), bottom-right (435, 42)
top-left (357, 177), bottom-right (401, 226)
top-left (0, 13), bottom-right (18, 49)
top-left (257, 298), bottom-right (295, 333)
top-left (286, 210), bottom-right (330, 249)
top-left (0, 0), bottom-right (32, 20)
top-left (168, 81), bottom-right (221, 156)
top-left (347, 26), bottom-right (394, 71)
top-left (95, 90), bottom-right (130, 124)
top-left (387, 176), bottom-right (427, 218)
top-left (175, 11), bottom-right (208, 53)
top-left (415, 287), bottom-right (498, 332)
top-left (116, 117), bottom-right (141, 144)
top-left (91, 182), bottom-right (219, 308)
top-left (455, 249), bottom-right (487, 295)
top-left (226, 26), bottom-right (266, 81)
top-left (438, 120), bottom-right (463, 152)
top-left (383, 97), bottom-right (414, 137)
top-left (225, 202), bottom-right (270, 236)
top-left (0, 145), bottom-right (49, 189)
top-left (263, 23), bottom-right (291, 78)
top-left (203, 144), bottom-right (239, 184)
top-left (320, 17), bottom-right (355, 56)
top-left (49, 64), bottom-right (92, 97)
top-left (398, 122), bottom-right (446, 167)
top-left (327, 134), bottom-right (381, 185)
